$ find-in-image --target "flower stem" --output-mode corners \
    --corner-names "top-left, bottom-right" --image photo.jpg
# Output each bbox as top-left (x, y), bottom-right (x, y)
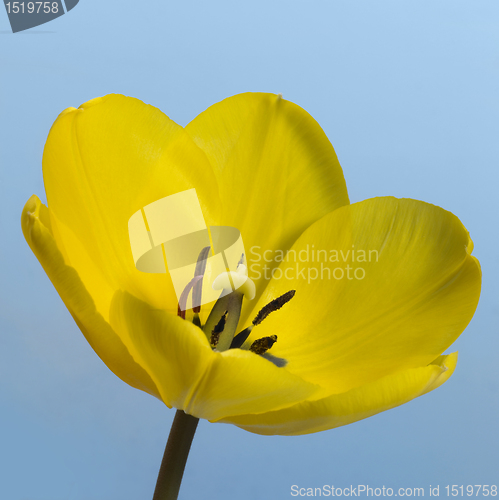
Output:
top-left (153, 410), bottom-right (199, 500)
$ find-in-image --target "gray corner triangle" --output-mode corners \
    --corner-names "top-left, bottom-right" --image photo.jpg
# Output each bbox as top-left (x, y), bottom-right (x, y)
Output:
top-left (64, 0), bottom-right (79, 11)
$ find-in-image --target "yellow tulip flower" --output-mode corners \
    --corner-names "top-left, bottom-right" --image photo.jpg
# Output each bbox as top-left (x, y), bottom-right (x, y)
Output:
top-left (21, 93), bottom-right (481, 439)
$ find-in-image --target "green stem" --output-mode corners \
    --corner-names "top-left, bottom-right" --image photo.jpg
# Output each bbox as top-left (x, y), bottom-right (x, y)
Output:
top-left (153, 410), bottom-right (199, 500)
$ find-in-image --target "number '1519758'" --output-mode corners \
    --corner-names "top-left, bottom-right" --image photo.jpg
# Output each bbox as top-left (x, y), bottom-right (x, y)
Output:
top-left (5, 2), bottom-right (59, 14)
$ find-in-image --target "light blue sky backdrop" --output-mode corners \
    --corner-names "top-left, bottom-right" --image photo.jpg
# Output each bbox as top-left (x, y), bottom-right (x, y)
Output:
top-left (1, 1), bottom-right (498, 499)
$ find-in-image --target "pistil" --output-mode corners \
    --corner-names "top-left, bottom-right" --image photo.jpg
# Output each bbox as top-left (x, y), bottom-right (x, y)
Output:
top-left (210, 311), bottom-right (228, 348)
top-left (203, 291), bottom-right (244, 351)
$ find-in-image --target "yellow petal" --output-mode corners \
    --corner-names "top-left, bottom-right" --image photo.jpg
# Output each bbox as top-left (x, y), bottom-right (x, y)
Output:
top-left (21, 195), bottom-right (159, 398)
top-left (222, 352), bottom-right (458, 435)
top-left (245, 197), bottom-right (481, 393)
top-left (109, 291), bottom-right (322, 421)
top-left (43, 95), bottom-right (221, 314)
top-left (185, 92), bottom-right (350, 315)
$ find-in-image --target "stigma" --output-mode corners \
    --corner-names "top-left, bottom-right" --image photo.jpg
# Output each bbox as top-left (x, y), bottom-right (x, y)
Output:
top-left (212, 264), bottom-right (256, 300)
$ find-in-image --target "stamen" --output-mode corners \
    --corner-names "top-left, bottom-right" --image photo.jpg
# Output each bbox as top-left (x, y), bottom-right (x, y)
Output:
top-left (230, 290), bottom-right (296, 349)
top-left (192, 246), bottom-right (211, 313)
top-left (230, 326), bottom-right (252, 349)
top-left (192, 313), bottom-right (201, 328)
top-left (203, 291), bottom-right (243, 352)
top-left (250, 335), bottom-right (278, 355)
top-left (177, 275), bottom-right (204, 319)
top-left (210, 311), bottom-right (228, 348)
top-left (252, 290), bottom-right (296, 326)
top-left (237, 253), bottom-right (245, 267)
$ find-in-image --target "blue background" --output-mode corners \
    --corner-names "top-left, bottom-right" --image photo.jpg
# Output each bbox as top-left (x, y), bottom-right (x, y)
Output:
top-left (1, 1), bottom-right (498, 499)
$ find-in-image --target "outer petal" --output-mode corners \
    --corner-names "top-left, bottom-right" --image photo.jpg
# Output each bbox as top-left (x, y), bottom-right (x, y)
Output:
top-left (42, 94), bottom-right (221, 315)
top-left (21, 195), bottom-right (159, 398)
top-left (222, 352), bottom-right (458, 436)
top-left (244, 197), bottom-right (481, 393)
top-left (109, 291), bottom-right (323, 421)
top-left (185, 93), bottom-right (350, 312)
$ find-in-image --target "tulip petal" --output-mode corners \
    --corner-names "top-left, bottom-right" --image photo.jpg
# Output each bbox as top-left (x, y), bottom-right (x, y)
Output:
top-left (21, 195), bottom-right (159, 397)
top-left (109, 291), bottom-right (322, 421)
top-left (185, 93), bottom-right (350, 308)
top-left (222, 352), bottom-right (458, 435)
top-left (244, 197), bottom-right (481, 393)
top-left (42, 95), bottom-right (221, 314)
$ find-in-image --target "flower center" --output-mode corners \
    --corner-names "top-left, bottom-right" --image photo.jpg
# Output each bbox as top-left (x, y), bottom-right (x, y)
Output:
top-left (178, 249), bottom-right (295, 366)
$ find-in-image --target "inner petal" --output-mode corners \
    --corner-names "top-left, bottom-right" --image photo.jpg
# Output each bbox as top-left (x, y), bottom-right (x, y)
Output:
top-left (242, 197), bottom-right (481, 394)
